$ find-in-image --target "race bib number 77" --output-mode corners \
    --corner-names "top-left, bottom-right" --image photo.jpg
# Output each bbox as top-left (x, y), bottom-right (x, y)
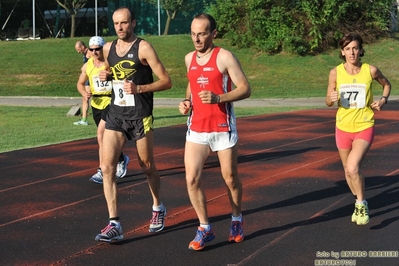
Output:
top-left (112, 80), bottom-right (136, 107)
top-left (338, 84), bottom-right (366, 108)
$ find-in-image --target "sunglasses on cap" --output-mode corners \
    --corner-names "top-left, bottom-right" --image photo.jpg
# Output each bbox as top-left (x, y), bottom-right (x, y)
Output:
top-left (89, 47), bottom-right (102, 52)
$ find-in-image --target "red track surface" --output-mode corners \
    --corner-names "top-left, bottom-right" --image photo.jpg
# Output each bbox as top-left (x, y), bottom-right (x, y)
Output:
top-left (1, 105), bottom-right (399, 266)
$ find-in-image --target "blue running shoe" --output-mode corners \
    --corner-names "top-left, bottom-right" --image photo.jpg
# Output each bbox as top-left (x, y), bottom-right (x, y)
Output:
top-left (228, 220), bottom-right (244, 242)
top-left (188, 226), bottom-right (215, 250)
top-left (116, 155), bottom-right (129, 178)
top-left (90, 168), bottom-right (103, 184)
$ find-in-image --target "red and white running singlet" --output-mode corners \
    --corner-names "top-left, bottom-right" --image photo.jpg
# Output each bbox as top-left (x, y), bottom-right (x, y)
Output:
top-left (186, 46), bottom-right (237, 133)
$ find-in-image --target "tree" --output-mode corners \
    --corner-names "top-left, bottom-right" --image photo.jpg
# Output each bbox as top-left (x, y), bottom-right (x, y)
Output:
top-left (208, 0), bottom-right (394, 55)
top-left (145, 0), bottom-right (202, 35)
top-left (55, 0), bottom-right (88, 38)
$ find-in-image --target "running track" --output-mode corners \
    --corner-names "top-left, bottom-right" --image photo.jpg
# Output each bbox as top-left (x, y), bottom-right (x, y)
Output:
top-left (1, 104), bottom-right (399, 266)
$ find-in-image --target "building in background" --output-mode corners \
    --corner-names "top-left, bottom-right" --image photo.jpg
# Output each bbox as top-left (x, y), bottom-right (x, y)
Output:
top-left (0, 0), bottom-right (212, 40)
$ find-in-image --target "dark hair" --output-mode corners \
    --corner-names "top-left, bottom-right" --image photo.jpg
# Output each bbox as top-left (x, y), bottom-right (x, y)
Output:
top-left (193, 13), bottom-right (217, 32)
top-left (114, 6), bottom-right (135, 21)
top-left (76, 40), bottom-right (85, 47)
top-left (338, 32), bottom-right (365, 61)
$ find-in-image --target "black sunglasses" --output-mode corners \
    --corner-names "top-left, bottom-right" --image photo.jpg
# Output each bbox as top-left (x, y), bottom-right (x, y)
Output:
top-left (89, 47), bottom-right (102, 52)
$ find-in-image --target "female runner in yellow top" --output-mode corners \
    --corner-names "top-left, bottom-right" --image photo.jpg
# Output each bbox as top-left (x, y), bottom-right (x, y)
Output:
top-left (325, 32), bottom-right (391, 225)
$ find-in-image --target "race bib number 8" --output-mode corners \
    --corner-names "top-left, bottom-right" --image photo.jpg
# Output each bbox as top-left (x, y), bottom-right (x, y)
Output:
top-left (92, 75), bottom-right (112, 93)
top-left (339, 84), bottom-right (366, 108)
top-left (112, 80), bottom-right (136, 107)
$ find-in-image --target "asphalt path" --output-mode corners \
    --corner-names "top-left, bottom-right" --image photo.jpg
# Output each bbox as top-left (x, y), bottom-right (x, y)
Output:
top-left (0, 96), bottom-right (335, 108)
top-left (1, 96), bottom-right (397, 108)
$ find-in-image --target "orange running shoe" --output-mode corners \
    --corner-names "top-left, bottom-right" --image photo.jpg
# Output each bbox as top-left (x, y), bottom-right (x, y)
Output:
top-left (228, 220), bottom-right (244, 243)
top-left (188, 226), bottom-right (215, 251)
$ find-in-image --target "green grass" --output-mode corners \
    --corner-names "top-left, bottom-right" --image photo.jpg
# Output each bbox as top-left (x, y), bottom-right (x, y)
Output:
top-left (0, 106), bottom-right (313, 153)
top-left (1, 34), bottom-right (398, 152)
top-left (1, 35), bottom-right (398, 98)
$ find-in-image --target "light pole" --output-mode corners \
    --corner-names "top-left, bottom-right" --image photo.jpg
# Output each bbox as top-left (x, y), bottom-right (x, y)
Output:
top-left (32, 0), bottom-right (36, 39)
top-left (157, 0), bottom-right (160, 35)
top-left (95, 0), bottom-right (98, 35)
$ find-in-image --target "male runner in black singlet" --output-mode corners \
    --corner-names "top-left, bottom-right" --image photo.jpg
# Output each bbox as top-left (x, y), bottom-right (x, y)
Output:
top-left (95, 7), bottom-right (172, 242)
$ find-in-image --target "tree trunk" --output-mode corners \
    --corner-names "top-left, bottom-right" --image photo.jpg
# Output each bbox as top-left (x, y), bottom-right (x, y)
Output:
top-left (163, 15), bottom-right (171, 35)
top-left (70, 13), bottom-right (76, 38)
top-left (163, 10), bottom-right (176, 36)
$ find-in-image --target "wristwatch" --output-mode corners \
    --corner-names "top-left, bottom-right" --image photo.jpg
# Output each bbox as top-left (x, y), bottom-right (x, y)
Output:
top-left (381, 96), bottom-right (388, 104)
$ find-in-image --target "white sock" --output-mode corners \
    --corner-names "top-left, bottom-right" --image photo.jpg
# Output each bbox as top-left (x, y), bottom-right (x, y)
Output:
top-left (200, 223), bottom-right (211, 231)
top-left (232, 214), bottom-right (242, 222)
top-left (356, 200), bottom-right (367, 205)
top-left (153, 203), bottom-right (164, 211)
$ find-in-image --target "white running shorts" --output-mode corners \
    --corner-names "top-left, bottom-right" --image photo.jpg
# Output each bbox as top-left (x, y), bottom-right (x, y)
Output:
top-left (186, 130), bottom-right (238, 151)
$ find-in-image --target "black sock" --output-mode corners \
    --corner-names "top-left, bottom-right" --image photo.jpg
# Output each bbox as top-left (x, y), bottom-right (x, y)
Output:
top-left (118, 153), bottom-right (124, 162)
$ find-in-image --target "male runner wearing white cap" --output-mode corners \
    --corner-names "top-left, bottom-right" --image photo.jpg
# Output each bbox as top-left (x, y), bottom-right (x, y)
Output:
top-left (76, 36), bottom-right (130, 184)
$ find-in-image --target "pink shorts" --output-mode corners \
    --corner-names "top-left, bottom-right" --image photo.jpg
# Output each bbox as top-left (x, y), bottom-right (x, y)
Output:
top-left (335, 126), bottom-right (374, 149)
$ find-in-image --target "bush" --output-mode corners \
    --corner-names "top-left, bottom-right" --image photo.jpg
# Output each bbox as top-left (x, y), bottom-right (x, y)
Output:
top-left (207, 0), bottom-right (394, 55)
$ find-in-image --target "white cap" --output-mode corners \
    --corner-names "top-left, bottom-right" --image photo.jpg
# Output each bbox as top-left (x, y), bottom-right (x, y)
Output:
top-left (89, 36), bottom-right (105, 47)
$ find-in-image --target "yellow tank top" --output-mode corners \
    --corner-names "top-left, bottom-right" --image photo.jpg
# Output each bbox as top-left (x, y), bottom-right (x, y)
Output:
top-left (336, 63), bottom-right (374, 132)
top-left (86, 58), bottom-right (112, 110)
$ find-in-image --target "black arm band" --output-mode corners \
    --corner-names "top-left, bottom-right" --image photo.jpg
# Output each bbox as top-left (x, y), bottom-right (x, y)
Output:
top-left (381, 96), bottom-right (388, 104)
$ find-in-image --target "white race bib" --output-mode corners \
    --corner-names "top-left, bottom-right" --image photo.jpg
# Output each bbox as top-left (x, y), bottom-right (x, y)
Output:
top-left (112, 80), bottom-right (136, 107)
top-left (92, 75), bottom-right (112, 93)
top-left (339, 84), bottom-right (366, 108)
